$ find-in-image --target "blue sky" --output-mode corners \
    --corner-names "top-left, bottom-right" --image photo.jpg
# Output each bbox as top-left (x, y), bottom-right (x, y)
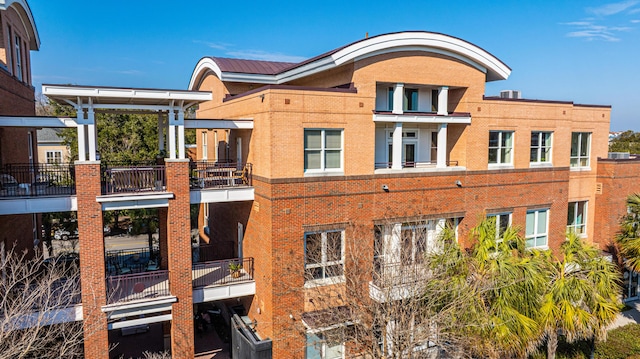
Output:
top-left (28, 0), bottom-right (640, 130)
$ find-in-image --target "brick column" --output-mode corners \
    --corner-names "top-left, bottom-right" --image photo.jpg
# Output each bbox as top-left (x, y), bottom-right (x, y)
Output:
top-left (164, 159), bottom-right (194, 358)
top-left (75, 161), bottom-right (109, 359)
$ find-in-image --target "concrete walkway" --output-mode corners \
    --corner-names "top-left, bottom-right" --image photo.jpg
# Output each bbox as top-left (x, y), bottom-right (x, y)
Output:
top-left (610, 300), bottom-right (640, 329)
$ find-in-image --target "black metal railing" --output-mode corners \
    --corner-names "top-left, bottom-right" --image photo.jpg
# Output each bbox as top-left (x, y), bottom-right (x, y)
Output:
top-left (189, 161), bottom-right (252, 189)
top-left (0, 163), bottom-right (75, 197)
top-left (192, 257), bottom-right (254, 289)
top-left (101, 164), bottom-right (165, 194)
top-left (106, 270), bottom-right (170, 304)
top-left (105, 246), bottom-right (160, 275)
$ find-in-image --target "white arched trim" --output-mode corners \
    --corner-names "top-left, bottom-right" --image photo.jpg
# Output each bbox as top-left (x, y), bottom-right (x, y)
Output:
top-left (0, 0), bottom-right (40, 50)
top-left (187, 32), bottom-right (510, 89)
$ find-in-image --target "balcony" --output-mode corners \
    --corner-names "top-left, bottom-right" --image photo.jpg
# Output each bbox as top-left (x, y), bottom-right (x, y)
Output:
top-left (0, 163), bottom-right (75, 197)
top-left (104, 257), bottom-right (255, 306)
top-left (189, 161), bottom-right (252, 189)
top-left (375, 160), bottom-right (459, 170)
top-left (370, 262), bottom-right (430, 302)
top-left (101, 164), bottom-right (166, 195)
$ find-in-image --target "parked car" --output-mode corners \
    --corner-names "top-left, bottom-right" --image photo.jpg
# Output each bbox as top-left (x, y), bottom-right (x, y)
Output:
top-left (54, 228), bottom-right (78, 240)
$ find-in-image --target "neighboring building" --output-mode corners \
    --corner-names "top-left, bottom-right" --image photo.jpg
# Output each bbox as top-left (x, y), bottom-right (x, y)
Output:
top-left (0, 0), bottom-right (40, 256)
top-left (2, 18), bottom-right (640, 359)
top-left (37, 127), bottom-right (69, 164)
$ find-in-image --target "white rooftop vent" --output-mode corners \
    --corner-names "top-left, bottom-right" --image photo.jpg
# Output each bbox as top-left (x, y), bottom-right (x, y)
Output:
top-left (608, 152), bottom-right (630, 159)
top-left (500, 90), bottom-right (522, 99)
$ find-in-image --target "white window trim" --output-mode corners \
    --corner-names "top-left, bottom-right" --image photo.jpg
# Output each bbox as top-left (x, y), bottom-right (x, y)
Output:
top-left (487, 212), bottom-right (512, 242)
top-left (201, 131), bottom-right (208, 160)
top-left (530, 131), bottom-right (553, 166)
top-left (526, 209), bottom-right (549, 249)
top-left (570, 132), bottom-right (591, 170)
top-left (304, 230), bottom-right (345, 287)
top-left (567, 201), bottom-right (587, 237)
top-left (45, 150), bottom-right (63, 164)
top-left (488, 131), bottom-right (514, 169)
top-left (304, 129), bottom-right (344, 175)
top-left (386, 129), bottom-right (420, 167)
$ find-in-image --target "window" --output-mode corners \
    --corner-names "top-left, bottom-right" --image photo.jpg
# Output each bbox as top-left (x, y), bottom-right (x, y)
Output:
top-left (45, 150), bottom-right (62, 164)
top-left (304, 129), bottom-right (343, 172)
top-left (487, 212), bottom-right (511, 241)
top-left (201, 131), bottom-right (207, 160)
top-left (570, 132), bottom-right (591, 168)
top-left (387, 87), bottom-right (394, 111)
top-left (404, 88), bottom-right (419, 111)
top-left (567, 201), bottom-right (587, 235)
top-left (488, 131), bottom-right (513, 165)
top-left (387, 131), bottom-right (417, 167)
top-left (305, 230), bottom-right (344, 283)
top-left (14, 35), bottom-right (22, 81)
top-left (526, 209), bottom-right (549, 248)
top-left (306, 331), bottom-right (343, 359)
top-left (530, 131), bottom-right (552, 163)
top-left (400, 222), bottom-right (430, 263)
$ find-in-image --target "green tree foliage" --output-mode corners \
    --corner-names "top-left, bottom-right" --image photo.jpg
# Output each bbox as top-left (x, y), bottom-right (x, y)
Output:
top-left (616, 193), bottom-right (640, 272)
top-left (609, 131), bottom-right (640, 154)
top-left (429, 218), bottom-right (621, 359)
top-left (51, 104), bottom-right (160, 163)
top-left (539, 232), bottom-right (621, 359)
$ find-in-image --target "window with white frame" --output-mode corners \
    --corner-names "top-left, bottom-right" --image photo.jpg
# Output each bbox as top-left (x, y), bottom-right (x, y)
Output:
top-left (201, 131), bottom-right (208, 160)
top-left (305, 230), bottom-right (344, 283)
top-left (14, 35), bottom-right (22, 82)
top-left (306, 331), bottom-right (343, 359)
top-left (387, 130), bottom-right (418, 167)
top-left (487, 212), bottom-right (511, 241)
top-left (45, 150), bottom-right (62, 164)
top-left (400, 222), bottom-right (430, 264)
top-left (530, 131), bottom-right (552, 164)
top-left (567, 201), bottom-right (587, 235)
top-left (488, 131), bottom-right (513, 165)
top-left (304, 129), bottom-right (343, 172)
top-left (525, 209), bottom-right (549, 248)
top-left (570, 132), bottom-right (591, 168)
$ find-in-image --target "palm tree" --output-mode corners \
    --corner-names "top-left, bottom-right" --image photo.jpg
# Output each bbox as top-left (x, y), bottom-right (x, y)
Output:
top-left (539, 232), bottom-right (621, 359)
top-left (616, 193), bottom-right (640, 272)
top-left (429, 218), bottom-right (547, 358)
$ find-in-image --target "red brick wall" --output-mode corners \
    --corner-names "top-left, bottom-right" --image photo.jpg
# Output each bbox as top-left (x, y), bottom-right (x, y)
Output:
top-left (230, 166), bottom-right (570, 358)
top-left (75, 162), bottom-right (109, 359)
top-left (165, 159), bottom-right (195, 358)
top-left (595, 158), bottom-right (640, 250)
top-left (0, 68), bottom-right (34, 116)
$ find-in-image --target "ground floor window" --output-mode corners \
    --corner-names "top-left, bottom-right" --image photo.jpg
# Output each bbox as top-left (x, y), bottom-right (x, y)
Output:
top-left (46, 150), bottom-right (62, 164)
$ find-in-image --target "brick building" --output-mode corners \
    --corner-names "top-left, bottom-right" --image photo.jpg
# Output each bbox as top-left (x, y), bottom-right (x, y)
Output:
top-left (0, 0), bottom-right (40, 256)
top-left (2, 11), bottom-right (640, 359)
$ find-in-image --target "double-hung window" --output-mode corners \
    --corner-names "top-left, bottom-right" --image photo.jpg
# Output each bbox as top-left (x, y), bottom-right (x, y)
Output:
top-left (567, 201), bottom-right (587, 235)
top-left (530, 131), bottom-right (552, 164)
top-left (487, 212), bottom-right (511, 242)
top-left (304, 129), bottom-right (343, 173)
top-left (488, 131), bottom-right (513, 166)
top-left (525, 209), bottom-right (549, 248)
top-left (570, 132), bottom-right (591, 168)
top-left (305, 230), bottom-right (344, 284)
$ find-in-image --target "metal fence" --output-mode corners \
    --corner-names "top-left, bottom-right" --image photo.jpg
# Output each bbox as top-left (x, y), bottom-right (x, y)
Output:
top-left (0, 163), bottom-right (75, 197)
top-left (102, 165), bottom-right (166, 194)
top-left (189, 161), bottom-right (252, 189)
top-left (106, 270), bottom-right (170, 304)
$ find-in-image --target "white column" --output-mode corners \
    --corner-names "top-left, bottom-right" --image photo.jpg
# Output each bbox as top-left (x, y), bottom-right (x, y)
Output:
top-left (177, 109), bottom-right (185, 159)
top-left (392, 83), bottom-right (404, 114)
top-left (87, 101), bottom-right (97, 161)
top-left (437, 86), bottom-right (449, 115)
top-left (158, 112), bottom-right (164, 154)
top-left (437, 123), bottom-right (448, 168)
top-left (76, 105), bottom-right (86, 162)
top-left (392, 122), bottom-right (403, 170)
top-left (389, 223), bottom-right (402, 264)
top-left (168, 110), bottom-right (176, 159)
